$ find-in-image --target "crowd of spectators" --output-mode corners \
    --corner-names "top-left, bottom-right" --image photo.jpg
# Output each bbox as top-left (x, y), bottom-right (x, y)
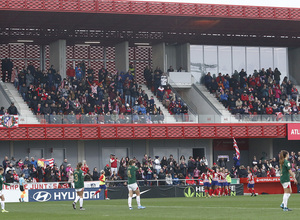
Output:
top-left (1, 156), bottom-right (95, 184)
top-left (0, 102), bottom-right (18, 116)
top-left (204, 68), bottom-right (300, 119)
top-left (2, 151), bottom-right (300, 191)
top-left (144, 65), bottom-right (189, 122)
top-left (1, 57), bottom-right (192, 123)
top-left (8, 61), bottom-right (166, 124)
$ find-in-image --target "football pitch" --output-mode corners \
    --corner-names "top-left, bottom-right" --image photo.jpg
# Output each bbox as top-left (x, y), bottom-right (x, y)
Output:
top-left (3, 194), bottom-right (300, 220)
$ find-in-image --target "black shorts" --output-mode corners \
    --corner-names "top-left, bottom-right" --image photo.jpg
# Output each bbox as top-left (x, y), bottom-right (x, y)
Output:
top-left (20, 185), bottom-right (24, 192)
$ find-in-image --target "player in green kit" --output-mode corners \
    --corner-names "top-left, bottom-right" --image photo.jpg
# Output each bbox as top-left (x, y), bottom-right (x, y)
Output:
top-left (127, 159), bottom-right (145, 210)
top-left (72, 162), bottom-right (85, 211)
top-left (0, 167), bottom-right (10, 212)
top-left (279, 150), bottom-right (298, 211)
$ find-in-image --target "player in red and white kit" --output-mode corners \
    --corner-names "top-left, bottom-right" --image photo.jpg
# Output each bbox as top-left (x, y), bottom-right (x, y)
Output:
top-left (220, 169), bottom-right (229, 196)
top-left (247, 170), bottom-right (256, 196)
top-left (210, 168), bottom-right (221, 197)
top-left (201, 170), bottom-right (212, 198)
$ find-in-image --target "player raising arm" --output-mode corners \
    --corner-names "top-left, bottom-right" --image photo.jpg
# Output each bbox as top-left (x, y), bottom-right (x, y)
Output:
top-left (127, 159), bottom-right (145, 210)
top-left (93, 170), bottom-right (110, 200)
top-left (279, 150), bottom-right (298, 211)
top-left (0, 167), bottom-right (10, 213)
top-left (73, 162), bottom-right (85, 211)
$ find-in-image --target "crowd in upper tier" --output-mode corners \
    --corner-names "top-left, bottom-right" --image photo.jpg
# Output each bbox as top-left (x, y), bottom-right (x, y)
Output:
top-left (204, 68), bottom-right (299, 118)
top-left (1, 59), bottom-right (189, 123)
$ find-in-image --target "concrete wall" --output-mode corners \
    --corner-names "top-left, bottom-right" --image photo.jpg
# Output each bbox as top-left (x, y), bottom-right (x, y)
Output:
top-left (176, 43), bottom-right (190, 72)
top-left (249, 138), bottom-right (273, 161)
top-left (0, 88), bottom-right (11, 110)
top-left (152, 43), bottom-right (166, 72)
top-left (177, 87), bottom-right (220, 115)
top-left (115, 41), bottom-right (129, 72)
top-left (49, 39), bottom-right (66, 78)
top-left (272, 139), bottom-right (300, 157)
top-left (166, 45), bottom-right (177, 70)
top-left (1, 139), bottom-right (212, 170)
top-left (288, 47), bottom-right (300, 84)
top-left (166, 43), bottom-right (191, 72)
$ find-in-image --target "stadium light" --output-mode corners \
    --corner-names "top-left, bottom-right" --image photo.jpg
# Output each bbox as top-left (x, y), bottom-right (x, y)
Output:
top-left (134, 42), bottom-right (150, 46)
top-left (17, 40), bottom-right (34, 43)
top-left (84, 41), bottom-right (100, 44)
top-left (137, 46), bottom-right (152, 48)
top-left (75, 44), bottom-right (90, 46)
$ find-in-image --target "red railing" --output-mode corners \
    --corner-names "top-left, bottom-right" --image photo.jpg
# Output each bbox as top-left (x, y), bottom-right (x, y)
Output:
top-left (0, 123), bottom-right (286, 140)
top-left (0, 0), bottom-right (299, 20)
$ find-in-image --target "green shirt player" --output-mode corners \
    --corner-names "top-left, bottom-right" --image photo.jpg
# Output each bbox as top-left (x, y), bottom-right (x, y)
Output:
top-left (279, 150), bottom-right (297, 211)
top-left (127, 159), bottom-right (145, 210)
top-left (72, 162), bottom-right (85, 211)
top-left (0, 167), bottom-right (10, 212)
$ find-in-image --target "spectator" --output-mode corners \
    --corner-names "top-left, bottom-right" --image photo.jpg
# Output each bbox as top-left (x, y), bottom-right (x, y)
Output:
top-left (61, 159), bottom-right (68, 172)
top-left (5, 163), bottom-right (15, 174)
top-left (2, 156), bottom-right (10, 172)
top-left (186, 173), bottom-right (196, 185)
top-left (30, 157), bottom-right (37, 168)
top-left (238, 165), bottom-right (248, 178)
top-left (173, 174), bottom-right (180, 185)
top-left (92, 167), bottom-right (100, 181)
top-left (5, 170), bottom-right (14, 183)
top-left (60, 165), bottom-right (68, 181)
top-left (157, 169), bottom-right (166, 185)
top-left (7, 102), bottom-right (18, 115)
top-left (15, 164), bottom-right (22, 176)
top-left (154, 156), bottom-right (161, 174)
top-left (110, 154), bottom-right (118, 176)
top-left (166, 173), bottom-right (173, 185)
top-left (104, 164), bottom-right (111, 177)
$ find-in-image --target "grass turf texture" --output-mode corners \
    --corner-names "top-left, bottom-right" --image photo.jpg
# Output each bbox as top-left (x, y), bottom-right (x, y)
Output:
top-left (2, 194), bottom-right (300, 219)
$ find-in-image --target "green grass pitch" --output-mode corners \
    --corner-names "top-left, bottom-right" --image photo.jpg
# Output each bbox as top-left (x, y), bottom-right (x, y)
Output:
top-left (2, 194), bottom-right (300, 219)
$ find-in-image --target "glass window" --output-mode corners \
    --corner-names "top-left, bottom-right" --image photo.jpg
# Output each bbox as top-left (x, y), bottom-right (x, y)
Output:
top-left (274, 47), bottom-right (288, 80)
top-left (260, 47), bottom-right (273, 70)
top-left (246, 47), bottom-right (259, 75)
top-left (190, 45), bottom-right (204, 83)
top-left (203, 45), bottom-right (218, 77)
top-left (232, 46), bottom-right (246, 74)
top-left (218, 46), bottom-right (232, 75)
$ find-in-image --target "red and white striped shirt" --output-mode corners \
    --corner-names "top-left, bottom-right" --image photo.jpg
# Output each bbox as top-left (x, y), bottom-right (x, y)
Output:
top-left (248, 173), bottom-right (255, 184)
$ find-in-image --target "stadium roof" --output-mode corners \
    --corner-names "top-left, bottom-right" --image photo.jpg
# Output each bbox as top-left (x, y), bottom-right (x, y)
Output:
top-left (0, 0), bottom-right (300, 47)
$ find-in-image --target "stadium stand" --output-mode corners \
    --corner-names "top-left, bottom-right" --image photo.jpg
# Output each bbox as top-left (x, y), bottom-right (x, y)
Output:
top-left (203, 69), bottom-right (300, 121)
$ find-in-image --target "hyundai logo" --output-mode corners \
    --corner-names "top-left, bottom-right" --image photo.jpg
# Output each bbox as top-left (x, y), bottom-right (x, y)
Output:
top-left (33, 191), bottom-right (52, 202)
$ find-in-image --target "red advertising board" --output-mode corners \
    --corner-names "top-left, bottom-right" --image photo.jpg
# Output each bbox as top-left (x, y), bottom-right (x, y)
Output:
top-left (240, 177), bottom-right (297, 194)
top-left (287, 124), bottom-right (300, 140)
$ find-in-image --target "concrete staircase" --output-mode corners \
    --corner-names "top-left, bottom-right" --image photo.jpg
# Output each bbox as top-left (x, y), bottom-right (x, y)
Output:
top-left (3, 83), bottom-right (39, 124)
top-left (140, 84), bottom-right (177, 123)
top-left (195, 84), bottom-right (238, 122)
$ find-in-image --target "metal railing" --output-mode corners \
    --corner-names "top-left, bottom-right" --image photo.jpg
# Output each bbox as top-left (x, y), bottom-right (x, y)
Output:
top-left (17, 113), bottom-right (300, 124)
